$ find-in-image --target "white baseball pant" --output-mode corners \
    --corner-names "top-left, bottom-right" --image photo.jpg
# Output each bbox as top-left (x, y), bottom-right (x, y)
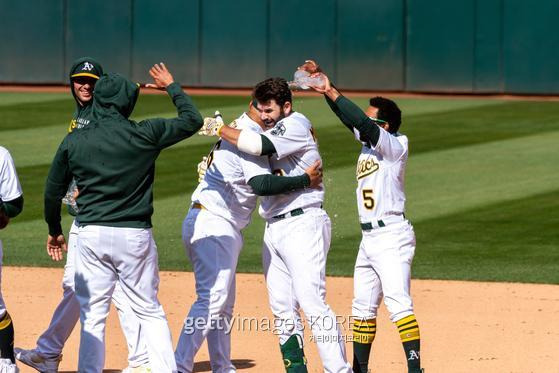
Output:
top-left (263, 208), bottom-right (352, 373)
top-left (75, 225), bottom-right (176, 373)
top-left (175, 208), bottom-right (240, 373)
top-left (34, 221), bottom-right (149, 366)
top-left (352, 220), bottom-right (416, 322)
top-left (0, 240), bottom-right (5, 319)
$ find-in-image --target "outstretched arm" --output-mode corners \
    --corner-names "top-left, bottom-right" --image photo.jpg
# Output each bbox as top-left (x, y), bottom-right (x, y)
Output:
top-left (202, 124), bottom-right (277, 156)
top-left (247, 160), bottom-right (322, 196)
top-left (141, 63), bottom-right (204, 148)
top-left (303, 61), bottom-right (381, 147)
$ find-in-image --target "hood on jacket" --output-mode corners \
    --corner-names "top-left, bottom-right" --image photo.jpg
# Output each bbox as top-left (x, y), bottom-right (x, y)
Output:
top-left (91, 73), bottom-right (140, 120)
top-left (69, 57), bottom-right (104, 107)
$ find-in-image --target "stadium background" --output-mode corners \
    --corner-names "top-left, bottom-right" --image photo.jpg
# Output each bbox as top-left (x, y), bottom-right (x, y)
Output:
top-left (1, 0), bottom-right (559, 93)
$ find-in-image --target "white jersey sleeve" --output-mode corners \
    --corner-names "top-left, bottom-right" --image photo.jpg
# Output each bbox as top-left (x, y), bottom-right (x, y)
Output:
top-left (371, 128), bottom-right (406, 162)
top-left (0, 146), bottom-right (23, 202)
top-left (262, 113), bottom-right (315, 159)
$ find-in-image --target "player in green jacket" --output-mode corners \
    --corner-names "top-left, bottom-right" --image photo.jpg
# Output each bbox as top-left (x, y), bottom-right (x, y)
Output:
top-left (44, 63), bottom-right (203, 372)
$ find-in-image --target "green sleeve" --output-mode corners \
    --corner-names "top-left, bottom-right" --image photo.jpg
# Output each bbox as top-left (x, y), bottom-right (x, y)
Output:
top-left (260, 135), bottom-right (276, 156)
top-left (248, 173), bottom-right (310, 196)
top-left (138, 82), bottom-right (204, 148)
top-left (44, 138), bottom-right (72, 236)
top-left (327, 95), bottom-right (380, 146)
top-left (325, 94), bottom-right (355, 134)
top-left (0, 195), bottom-right (23, 218)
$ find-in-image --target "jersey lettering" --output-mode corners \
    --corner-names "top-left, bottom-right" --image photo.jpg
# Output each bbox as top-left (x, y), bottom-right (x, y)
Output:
top-left (356, 158), bottom-right (379, 180)
top-left (362, 189), bottom-right (374, 210)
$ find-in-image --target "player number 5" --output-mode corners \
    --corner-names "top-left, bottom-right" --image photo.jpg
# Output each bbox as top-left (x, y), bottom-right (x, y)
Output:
top-left (362, 189), bottom-right (374, 210)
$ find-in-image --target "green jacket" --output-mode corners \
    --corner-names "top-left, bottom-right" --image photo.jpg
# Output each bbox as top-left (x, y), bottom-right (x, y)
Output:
top-left (44, 73), bottom-right (203, 235)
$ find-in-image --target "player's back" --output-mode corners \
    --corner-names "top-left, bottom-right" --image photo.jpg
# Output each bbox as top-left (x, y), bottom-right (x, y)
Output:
top-left (192, 113), bottom-right (270, 230)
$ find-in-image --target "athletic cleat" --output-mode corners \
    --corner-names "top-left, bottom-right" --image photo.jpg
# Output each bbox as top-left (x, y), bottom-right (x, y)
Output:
top-left (121, 365), bottom-right (152, 373)
top-left (14, 348), bottom-right (61, 373)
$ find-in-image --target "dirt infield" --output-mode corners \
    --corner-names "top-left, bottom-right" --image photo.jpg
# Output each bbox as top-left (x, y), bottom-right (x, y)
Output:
top-left (5, 267), bottom-right (558, 373)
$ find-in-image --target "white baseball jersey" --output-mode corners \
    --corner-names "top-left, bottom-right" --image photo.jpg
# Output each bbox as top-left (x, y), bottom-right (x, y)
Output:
top-left (191, 113), bottom-right (270, 230)
top-left (259, 112), bottom-right (324, 220)
top-left (0, 146), bottom-right (23, 204)
top-left (353, 127), bottom-right (408, 223)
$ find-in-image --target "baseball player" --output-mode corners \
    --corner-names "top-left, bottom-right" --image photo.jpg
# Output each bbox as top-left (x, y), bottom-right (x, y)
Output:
top-left (43, 63), bottom-right (203, 372)
top-left (175, 103), bottom-right (322, 373)
top-left (200, 78), bottom-right (352, 373)
top-left (0, 146), bottom-right (24, 372)
top-left (15, 57), bottom-right (149, 373)
top-left (302, 60), bottom-right (423, 373)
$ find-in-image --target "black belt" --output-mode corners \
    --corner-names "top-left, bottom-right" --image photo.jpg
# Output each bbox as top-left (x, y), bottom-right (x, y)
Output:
top-left (360, 221), bottom-right (385, 230)
top-left (361, 213), bottom-right (406, 231)
top-left (272, 208), bottom-right (304, 220)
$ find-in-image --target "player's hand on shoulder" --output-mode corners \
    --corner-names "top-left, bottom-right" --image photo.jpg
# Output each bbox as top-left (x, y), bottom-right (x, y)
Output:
top-left (145, 62), bottom-right (174, 89)
top-left (304, 160), bottom-right (323, 189)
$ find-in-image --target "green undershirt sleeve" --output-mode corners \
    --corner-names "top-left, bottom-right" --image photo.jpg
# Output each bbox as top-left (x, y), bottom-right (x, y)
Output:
top-left (260, 135), bottom-right (276, 156)
top-left (248, 173), bottom-right (310, 196)
top-left (329, 95), bottom-right (381, 146)
top-left (0, 195), bottom-right (23, 218)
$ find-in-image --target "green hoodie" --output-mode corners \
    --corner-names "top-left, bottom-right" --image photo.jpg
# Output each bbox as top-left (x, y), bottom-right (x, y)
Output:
top-left (44, 73), bottom-right (203, 236)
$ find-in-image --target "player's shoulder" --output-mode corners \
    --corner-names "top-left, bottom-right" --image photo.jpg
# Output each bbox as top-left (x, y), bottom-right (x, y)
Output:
top-left (236, 112), bottom-right (263, 133)
top-left (0, 146), bottom-right (10, 160)
top-left (283, 112), bottom-right (311, 127)
top-left (270, 112), bottom-right (311, 136)
top-left (393, 132), bottom-right (409, 145)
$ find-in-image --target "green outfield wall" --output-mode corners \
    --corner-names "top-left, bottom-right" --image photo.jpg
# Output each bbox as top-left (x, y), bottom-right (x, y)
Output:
top-left (1, 0), bottom-right (558, 94)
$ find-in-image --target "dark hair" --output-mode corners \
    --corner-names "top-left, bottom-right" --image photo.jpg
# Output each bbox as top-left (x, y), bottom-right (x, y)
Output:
top-left (253, 78), bottom-right (292, 107)
top-left (369, 96), bottom-right (402, 133)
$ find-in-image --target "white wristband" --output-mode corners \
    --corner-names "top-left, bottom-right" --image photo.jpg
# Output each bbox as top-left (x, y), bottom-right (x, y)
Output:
top-left (237, 129), bottom-right (263, 156)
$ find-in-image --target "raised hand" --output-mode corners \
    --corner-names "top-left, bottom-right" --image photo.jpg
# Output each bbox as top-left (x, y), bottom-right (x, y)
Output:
top-left (146, 62), bottom-right (174, 89)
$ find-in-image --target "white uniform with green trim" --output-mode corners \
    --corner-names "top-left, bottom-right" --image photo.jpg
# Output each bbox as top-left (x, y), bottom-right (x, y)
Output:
top-left (0, 146), bottom-right (23, 318)
top-left (351, 127), bottom-right (417, 323)
top-left (175, 113), bottom-right (271, 373)
top-left (260, 112), bottom-right (352, 373)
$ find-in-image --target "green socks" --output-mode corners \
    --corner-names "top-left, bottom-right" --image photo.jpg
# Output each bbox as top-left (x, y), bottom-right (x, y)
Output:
top-left (396, 314), bottom-right (421, 373)
top-left (280, 334), bottom-right (307, 372)
top-left (352, 318), bottom-right (376, 372)
top-left (0, 312), bottom-right (15, 363)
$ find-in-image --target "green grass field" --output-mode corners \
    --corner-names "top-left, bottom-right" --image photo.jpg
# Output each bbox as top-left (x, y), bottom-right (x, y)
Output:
top-left (1, 91), bottom-right (558, 284)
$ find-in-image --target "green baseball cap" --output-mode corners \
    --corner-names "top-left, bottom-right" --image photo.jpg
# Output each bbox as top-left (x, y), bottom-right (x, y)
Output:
top-left (70, 57), bottom-right (103, 80)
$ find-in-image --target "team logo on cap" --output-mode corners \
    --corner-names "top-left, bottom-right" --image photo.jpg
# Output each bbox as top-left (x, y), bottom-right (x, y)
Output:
top-left (82, 62), bottom-right (94, 71)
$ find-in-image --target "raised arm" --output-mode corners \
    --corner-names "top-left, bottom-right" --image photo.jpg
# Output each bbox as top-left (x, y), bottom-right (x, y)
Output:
top-left (140, 63), bottom-right (204, 148)
top-left (302, 66), bottom-right (381, 147)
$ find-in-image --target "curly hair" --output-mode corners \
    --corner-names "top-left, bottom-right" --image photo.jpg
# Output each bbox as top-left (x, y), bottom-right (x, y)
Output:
top-left (369, 96), bottom-right (402, 134)
top-left (253, 78), bottom-right (292, 107)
